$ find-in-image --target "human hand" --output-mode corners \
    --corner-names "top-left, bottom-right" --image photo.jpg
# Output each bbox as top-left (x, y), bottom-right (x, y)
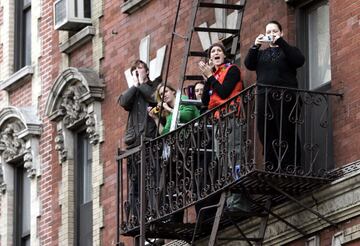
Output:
top-left (272, 34), bottom-right (281, 43)
top-left (255, 34), bottom-right (265, 45)
top-left (148, 106), bottom-right (159, 119)
top-left (198, 60), bottom-right (213, 79)
top-left (161, 102), bottom-right (173, 113)
top-left (132, 70), bottom-right (139, 87)
top-left (138, 71), bottom-right (147, 85)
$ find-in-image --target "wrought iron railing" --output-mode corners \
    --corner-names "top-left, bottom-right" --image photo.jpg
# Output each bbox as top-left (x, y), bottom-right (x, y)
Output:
top-left (116, 84), bottom-right (342, 236)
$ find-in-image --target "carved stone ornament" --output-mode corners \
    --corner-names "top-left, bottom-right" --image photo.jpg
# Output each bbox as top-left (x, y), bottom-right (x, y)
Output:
top-left (59, 84), bottom-right (87, 128)
top-left (0, 122), bottom-right (25, 162)
top-left (0, 163), bottom-right (5, 193)
top-left (23, 148), bottom-right (36, 178)
top-left (55, 130), bottom-right (67, 163)
top-left (86, 113), bottom-right (99, 145)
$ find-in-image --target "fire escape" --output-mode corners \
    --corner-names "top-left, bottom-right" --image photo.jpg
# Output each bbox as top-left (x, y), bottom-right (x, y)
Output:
top-left (116, 0), bottom-right (342, 245)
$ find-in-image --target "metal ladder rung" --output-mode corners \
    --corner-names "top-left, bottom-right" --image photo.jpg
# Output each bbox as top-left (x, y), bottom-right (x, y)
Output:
top-left (194, 27), bottom-right (239, 34)
top-left (189, 51), bottom-right (207, 57)
top-left (199, 2), bottom-right (244, 10)
top-left (184, 75), bottom-right (204, 81)
top-left (180, 98), bottom-right (203, 106)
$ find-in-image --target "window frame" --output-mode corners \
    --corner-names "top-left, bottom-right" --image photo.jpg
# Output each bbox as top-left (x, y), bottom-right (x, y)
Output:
top-left (14, 0), bottom-right (32, 72)
top-left (296, 0), bottom-right (331, 92)
top-left (75, 129), bottom-right (93, 246)
top-left (13, 163), bottom-right (31, 246)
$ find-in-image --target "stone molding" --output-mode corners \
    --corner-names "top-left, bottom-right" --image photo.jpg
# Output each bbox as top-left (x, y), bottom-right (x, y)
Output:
top-left (45, 67), bottom-right (105, 122)
top-left (0, 121), bottom-right (26, 162)
top-left (59, 26), bottom-right (96, 54)
top-left (0, 65), bottom-right (34, 92)
top-left (0, 106), bottom-right (42, 192)
top-left (121, 0), bottom-right (151, 14)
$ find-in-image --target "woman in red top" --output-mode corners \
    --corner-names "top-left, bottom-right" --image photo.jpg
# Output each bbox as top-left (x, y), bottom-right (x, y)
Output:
top-left (198, 43), bottom-right (250, 212)
top-left (198, 43), bottom-right (243, 110)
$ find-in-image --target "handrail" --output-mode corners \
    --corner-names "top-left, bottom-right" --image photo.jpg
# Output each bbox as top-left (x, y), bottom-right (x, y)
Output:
top-left (117, 84), bottom-right (341, 235)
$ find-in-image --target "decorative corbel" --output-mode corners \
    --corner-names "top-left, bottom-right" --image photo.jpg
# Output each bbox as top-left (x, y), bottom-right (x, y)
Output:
top-left (0, 163), bottom-right (5, 194)
top-left (55, 129), bottom-right (67, 163)
top-left (23, 148), bottom-right (36, 178)
top-left (86, 113), bottom-right (99, 145)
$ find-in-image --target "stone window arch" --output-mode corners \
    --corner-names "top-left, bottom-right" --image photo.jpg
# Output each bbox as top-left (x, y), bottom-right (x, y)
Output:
top-left (45, 67), bottom-right (105, 246)
top-left (0, 106), bottom-right (42, 246)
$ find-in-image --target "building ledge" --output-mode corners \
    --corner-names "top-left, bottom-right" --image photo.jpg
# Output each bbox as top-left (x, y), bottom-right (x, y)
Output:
top-left (0, 66), bottom-right (34, 92)
top-left (59, 26), bottom-right (96, 54)
top-left (121, 0), bottom-right (151, 14)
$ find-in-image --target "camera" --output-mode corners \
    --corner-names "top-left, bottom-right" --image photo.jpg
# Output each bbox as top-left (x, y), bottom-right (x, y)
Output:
top-left (260, 35), bottom-right (274, 43)
top-left (151, 106), bottom-right (160, 114)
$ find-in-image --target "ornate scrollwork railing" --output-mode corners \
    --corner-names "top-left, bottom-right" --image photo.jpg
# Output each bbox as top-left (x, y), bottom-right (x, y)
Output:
top-left (117, 84), bottom-right (342, 233)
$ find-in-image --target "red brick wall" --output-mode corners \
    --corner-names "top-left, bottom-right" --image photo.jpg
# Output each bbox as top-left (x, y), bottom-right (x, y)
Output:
top-left (330, 0), bottom-right (360, 166)
top-left (69, 41), bottom-right (93, 68)
top-left (6, 0), bottom-right (354, 245)
top-left (8, 78), bottom-right (32, 106)
top-left (37, 0), bottom-right (62, 245)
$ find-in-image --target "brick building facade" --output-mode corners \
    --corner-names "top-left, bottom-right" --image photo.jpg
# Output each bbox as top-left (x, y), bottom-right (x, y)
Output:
top-left (0, 0), bottom-right (359, 245)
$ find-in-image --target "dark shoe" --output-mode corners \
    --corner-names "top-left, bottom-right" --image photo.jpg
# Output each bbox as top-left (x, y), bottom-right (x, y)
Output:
top-left (226, 193), bottom-right (252, 213)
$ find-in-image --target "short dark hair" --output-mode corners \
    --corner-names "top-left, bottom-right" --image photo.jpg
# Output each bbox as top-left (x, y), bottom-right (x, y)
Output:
top-left (130, 59), bottom-right (149, 73)
top-left (194, 80), bottom-right (205, 88)
top-left (207, 42), bottom-right (227, 59)
top-left (266, 20), bottom-right (282, 32)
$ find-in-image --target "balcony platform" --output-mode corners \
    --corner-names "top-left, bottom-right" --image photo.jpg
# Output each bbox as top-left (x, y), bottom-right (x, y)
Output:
top-left (121, 170), bottom-right (333, 241)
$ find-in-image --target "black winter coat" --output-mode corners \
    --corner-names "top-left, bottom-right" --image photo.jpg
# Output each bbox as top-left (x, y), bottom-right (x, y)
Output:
top-left (118, 79), bottom-right (160, 148)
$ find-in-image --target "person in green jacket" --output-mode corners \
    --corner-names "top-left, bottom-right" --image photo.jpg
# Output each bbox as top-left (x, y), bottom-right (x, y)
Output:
top-left (148, 82), bottom-right (199, 135)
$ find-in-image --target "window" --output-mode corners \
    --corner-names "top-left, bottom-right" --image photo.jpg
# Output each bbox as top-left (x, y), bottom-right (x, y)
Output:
top-left (121, 0), bottom-right (151, 14)
top-left (14, 0), bottom-right (31, 71)
top-left (298, 0), bottom-right (331, 90)
top-left (76, 131), bottom-right (92, 246)
top-left (14, 164), bottom-right (31, 246)
top-left (296, 0), bottom-right (334, 172)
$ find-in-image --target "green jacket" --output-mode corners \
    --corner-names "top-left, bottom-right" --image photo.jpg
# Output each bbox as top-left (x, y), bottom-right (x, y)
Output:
top-left (162, 96), bottom-right (200, 135)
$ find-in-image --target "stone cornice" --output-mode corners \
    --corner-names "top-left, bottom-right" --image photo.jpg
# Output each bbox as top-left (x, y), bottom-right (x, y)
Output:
top-left (45, 67), bottom-right (105, 122)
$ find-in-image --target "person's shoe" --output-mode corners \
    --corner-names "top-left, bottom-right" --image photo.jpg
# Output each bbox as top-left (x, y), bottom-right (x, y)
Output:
top-left (226, 193), bottom-right (252, 213)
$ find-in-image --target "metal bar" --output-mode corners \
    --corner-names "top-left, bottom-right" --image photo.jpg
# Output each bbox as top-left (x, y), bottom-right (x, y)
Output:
top-left (248, 195), bottom-right (307, 236)
top-left (117, 145), bottom-right (141, 160)
top-left (184, 75), bottom-right (204, 80)
top-left (139, 139), bottom-right (146, 246)
top-left (230, 0), bottom-right (246, 57)
top-left (208, 192), bottom-right (227, 246)
top-left (188, 51), bottom-right (207, 57)
top-left (116, 149), bottom-right (121, 244)
top-left (158, 0), bottom-right (183, 136)
top-left (265, 181), bottom-right (338, 228)
top-left (256, 83), bottom-right (343, 97)
top-left (191, 204), bottom-right (219, 245)
top-left (199, 2), bottom-right (244, 9)
top-left (224, 213), bottom-right (253, 246)
top-left (255, 198), bottom-right (271, 246)
top-left (194, 26), bottom-right (239, 34)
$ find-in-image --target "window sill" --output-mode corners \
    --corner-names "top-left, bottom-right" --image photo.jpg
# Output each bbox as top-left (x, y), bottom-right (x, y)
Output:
top-left (0, 66), bottom-right (34, 92)
top-left (121, 0), bottom-right (151, 14)
top-left (59, 26), bottom-right (96, 54)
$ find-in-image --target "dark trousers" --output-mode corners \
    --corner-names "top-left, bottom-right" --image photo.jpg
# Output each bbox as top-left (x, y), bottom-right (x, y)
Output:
top-left (257, 91), bottom-right (301, 170)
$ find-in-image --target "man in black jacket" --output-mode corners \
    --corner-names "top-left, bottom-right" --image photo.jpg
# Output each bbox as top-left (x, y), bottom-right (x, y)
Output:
top-left (118, 60), bottom-right (159, 227)
top-left (119, 59), bottom-right (159, 148)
